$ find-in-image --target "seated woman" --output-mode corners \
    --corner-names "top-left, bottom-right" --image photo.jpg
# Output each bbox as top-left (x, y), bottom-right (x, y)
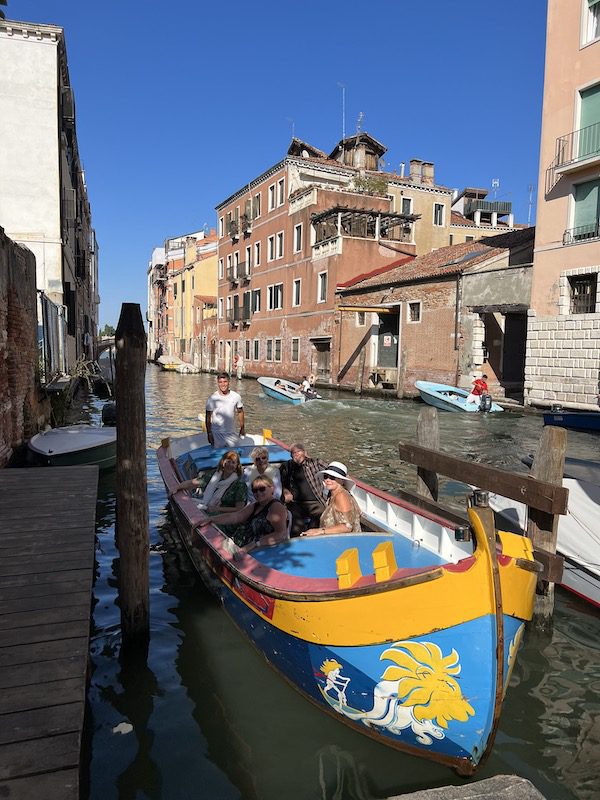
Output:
top-left (243, 446), bottom-right (282, 502)
top-left (303, 461), bottom-right (361, 536)
top-left (209, 476), bottom-right (288, 552)
top-left (171, 450), bottom-right (247, 513)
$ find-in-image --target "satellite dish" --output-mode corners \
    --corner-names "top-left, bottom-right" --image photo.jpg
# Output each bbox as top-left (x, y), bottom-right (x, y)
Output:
top-left (302, 149), bottom-right (309, 158)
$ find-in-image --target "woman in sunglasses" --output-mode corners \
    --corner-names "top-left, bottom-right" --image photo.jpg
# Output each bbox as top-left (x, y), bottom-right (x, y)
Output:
top-left (243, 446), bottom-right (282, 501)
top-left (209, 476), bottom-right (288, 552)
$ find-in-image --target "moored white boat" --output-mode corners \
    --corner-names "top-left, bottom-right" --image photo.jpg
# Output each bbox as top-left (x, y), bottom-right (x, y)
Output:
top-left (158, 429), bottom-right (539, 774)
top-left (488, 455), bottom-right (600, 609)
top-left (28, 424), bottom-right (117, 470)
top-left (415, 381), bottom-right (503, 413)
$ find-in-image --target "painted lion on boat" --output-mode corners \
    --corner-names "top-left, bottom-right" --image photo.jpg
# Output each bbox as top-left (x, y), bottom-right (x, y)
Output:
top-left (322, 640), bottom-right (475, 745)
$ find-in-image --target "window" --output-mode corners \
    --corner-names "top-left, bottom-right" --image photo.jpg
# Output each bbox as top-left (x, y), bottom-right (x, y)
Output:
top-left (268, 235), bottom-right (275, 261)
top-left (244, 339), bottom-right (251, 360)
top-left (294, 223), bottom-right (303, 253)
top-left (253, 339), bottom-right (260, 360)
top-left (252, 289), bottom-right (261, 312)
top-left (433, 203), bottom-right (445, 226)
top-left (465, 236), bottom-right (474, 242)
top-left (572, 178), bottom-right (600, 240)
top-left (291, 337), bottom-right (300, 362)
top-left (449, 234), bottom-right (454, 246)
top-left (191, 275), bottom-right (194, 290)
top-left (266, 339), bottom-right (273, 361)
top-left (317, 271), bottom-right (328, 303)
top-left (181, 279), bottom-right (185, 293)
top-left (583, 0), bottom-right (600, 44)
top-left (245, 246), bottom-right (251, 272)
top-left (401, 197), bottom-right (413, 215)
top-left (218, 340), bottom-right (224, 359)
top-left (219, 217), bottom-right (224, 238)
top-left (292, 278), bottom-right (301, 307)
top-left (268, 283), bottom-right (283, 310)
top-left (254, 241), bottom-right (261, 266)
top-left (253, 193), bottom-right (261, 218)
top-left (274, 338), bottom-right (282, 361)
top-left (233, 251), bottom-right (239, 276)
top-left (578, 84), bottom-right (600, 160)
top-left (173, 283), bottom-right (178, 299)
top-left (226, 295), bottom-right (232, 316)
top-left (218, 258), bottom-right (224, 279)
top-left (408, 301), bottom-right (422, 323)
top-left (276, 231), bottom-right (284, 259)
top-left (356, 311), bottom-right (366, 326)
top-left (268, 184), bottom-right (276, 211)
top-left (277, 178), bottom-right (285, 206)
top-left (218, 298), bottom-right (224, 319)
top-left (226, 254), bottom-right (232, 274)
top-left (569, 274), bottom-right (598, 313)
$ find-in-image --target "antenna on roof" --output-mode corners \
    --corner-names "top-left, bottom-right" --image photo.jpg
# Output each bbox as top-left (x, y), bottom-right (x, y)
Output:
top-left (356, 111), bottom-right (364, 133)
top-left (527, 184), bottom-right (535, 227)
top-left (337, 82), bottom-right (346, 140)
top-left (491, 178), bottom-right (500, 199)
top-left (286, 117), bottom-right (295, 138)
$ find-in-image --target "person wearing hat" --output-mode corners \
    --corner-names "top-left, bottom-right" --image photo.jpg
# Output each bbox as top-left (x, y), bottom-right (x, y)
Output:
top-left (280, 443), bottom-right (327, 536)
top-left (303, 462), bottom-right (362, 536)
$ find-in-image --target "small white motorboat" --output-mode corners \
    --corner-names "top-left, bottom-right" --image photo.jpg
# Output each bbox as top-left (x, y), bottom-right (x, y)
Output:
top-left (28, 424), bottom-right (117, 470)
top-left (257, 376), bottom-right (321, 405)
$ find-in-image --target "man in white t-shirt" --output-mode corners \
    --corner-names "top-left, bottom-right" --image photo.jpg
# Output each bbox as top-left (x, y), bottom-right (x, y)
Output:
top-left (205, 372), bottom-right (245, 447)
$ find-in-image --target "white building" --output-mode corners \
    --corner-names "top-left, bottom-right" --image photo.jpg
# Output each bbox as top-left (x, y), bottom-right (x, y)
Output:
top-left (0, 18), bottom-right (98, 372)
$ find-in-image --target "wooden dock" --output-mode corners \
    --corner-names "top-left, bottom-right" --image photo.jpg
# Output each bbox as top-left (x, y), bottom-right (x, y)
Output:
top-left (0, 465), bottom-right (99, 799)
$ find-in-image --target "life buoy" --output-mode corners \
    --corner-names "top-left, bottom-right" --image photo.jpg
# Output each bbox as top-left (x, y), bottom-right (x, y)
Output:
top-left (308, 373), bottom-right (316, 386)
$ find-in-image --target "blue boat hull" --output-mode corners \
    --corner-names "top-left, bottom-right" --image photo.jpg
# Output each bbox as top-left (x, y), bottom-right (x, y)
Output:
top-left (262, 384), bottom-right (304, 405)
top-left (415, 381), bottom-right (503, 413)
top-left (543, 412), bottom-right (600, 432)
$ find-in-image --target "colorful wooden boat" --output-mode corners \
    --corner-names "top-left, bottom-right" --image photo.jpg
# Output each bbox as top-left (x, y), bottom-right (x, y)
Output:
top-left (488, 455), bottom-right (600, 608)
top-left (543, 410), bottom-right (600, 433)
top-left (257, 376), bottom-right (321, 404)
top-left (415, 381), bottom-right (503, 413)
top-left (28, 424), bottom-right (116, 469)
top-left (158, 431), bottom-right (539, 774)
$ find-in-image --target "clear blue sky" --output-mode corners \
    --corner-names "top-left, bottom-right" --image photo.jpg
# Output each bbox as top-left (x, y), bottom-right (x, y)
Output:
top-left (13, 0), bottom-right (548, 327)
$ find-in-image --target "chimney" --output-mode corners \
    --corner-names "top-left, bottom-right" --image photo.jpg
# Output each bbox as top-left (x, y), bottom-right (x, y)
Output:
top-left (422, 161), bottom-right (435, 186)
top-left (409, 159), bottom-right (424, 183)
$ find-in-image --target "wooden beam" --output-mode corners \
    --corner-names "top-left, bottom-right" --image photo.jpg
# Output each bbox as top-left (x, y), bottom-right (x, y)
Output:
top-left (397, 442), bottom-right (568, 515)
top-left (416, 408), bottom-right (439, 501)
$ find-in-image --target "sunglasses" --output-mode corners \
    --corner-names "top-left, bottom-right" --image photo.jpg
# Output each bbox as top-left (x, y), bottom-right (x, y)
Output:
top-left (254, 456), bottom-right (268, 463)
top-left (253, 485), bottom-right (270, 494)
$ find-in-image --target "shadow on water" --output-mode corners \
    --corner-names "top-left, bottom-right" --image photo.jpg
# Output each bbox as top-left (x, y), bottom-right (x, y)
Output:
top-left (83, 369), bottom-right (600, 800)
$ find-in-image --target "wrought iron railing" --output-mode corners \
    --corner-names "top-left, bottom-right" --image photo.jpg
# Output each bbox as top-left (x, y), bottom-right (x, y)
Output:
top-left (546, 121), bottom-right (600, 193)
top-left (562, 221), bottom-right (600, 245)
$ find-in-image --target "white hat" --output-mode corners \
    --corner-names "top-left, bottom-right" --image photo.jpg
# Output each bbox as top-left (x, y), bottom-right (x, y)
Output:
top-left (316, 461), bottom-right (355, 491)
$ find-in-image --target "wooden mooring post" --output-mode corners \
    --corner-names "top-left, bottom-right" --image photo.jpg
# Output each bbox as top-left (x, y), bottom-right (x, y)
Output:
top-left (399, 408), bottom-right (567, 625)
top-left (115, 303), bottom-right (149, 642)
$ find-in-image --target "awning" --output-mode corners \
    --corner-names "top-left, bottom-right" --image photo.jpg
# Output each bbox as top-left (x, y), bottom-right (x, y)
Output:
top-left (309, 335), bottom-right (332, 342)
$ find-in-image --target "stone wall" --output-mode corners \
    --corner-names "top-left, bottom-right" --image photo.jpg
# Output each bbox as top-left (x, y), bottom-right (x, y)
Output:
top-left (524, 311), bottom-right (600, 409)
top-left (0, 227), bottom-right (49, 466)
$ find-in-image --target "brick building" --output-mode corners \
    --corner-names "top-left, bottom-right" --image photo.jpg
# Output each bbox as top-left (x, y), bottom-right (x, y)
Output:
top-left (336, 228), bottom-right (534, 397)
top-left (524, 0), bottom-right (600, 410)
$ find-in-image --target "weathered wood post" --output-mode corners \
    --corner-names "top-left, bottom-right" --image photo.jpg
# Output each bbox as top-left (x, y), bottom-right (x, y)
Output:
top-left (354, 347), bottom-right (366, 395)
top-left (396, 344), bottom-right (408, 399)
top-left (115, 303), bottom-right (149, 642)
top-left (416, 406), bottom-right (439, 501)
top-left (527, 425), bottom-right (567, 627)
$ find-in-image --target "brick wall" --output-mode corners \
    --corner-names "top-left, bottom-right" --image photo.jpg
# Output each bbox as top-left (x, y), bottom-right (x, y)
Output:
top-left (0, 228), bottom-right (48, 466)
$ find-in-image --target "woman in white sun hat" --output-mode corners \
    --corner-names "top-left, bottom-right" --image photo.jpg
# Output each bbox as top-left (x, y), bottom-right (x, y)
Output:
top-left (303, 462), bottom-right (362, 536)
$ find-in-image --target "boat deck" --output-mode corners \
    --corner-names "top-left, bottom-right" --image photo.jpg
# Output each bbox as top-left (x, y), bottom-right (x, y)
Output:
top-left (0, 465), bottom-right (98, 799)
top-left (253, 532), bottom-right (447, 579)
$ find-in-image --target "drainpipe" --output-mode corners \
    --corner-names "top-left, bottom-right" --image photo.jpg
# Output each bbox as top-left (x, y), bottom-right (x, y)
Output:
top-left (337, 306), bottom-right (343, 385)
top-left (454, 273), bottom-right (462, 387)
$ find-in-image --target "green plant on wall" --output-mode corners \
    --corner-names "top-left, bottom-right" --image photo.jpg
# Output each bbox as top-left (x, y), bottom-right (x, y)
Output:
top-left (353, 174), bottom-right (389, 196)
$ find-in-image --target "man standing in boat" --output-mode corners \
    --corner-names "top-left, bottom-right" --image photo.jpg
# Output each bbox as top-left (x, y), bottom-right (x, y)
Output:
top-left (205, 372), bottom-right (245, 448)
top-left (466, 373), bottom-right (489, 408)
top-left (280, 443), bottom-right (326, 536)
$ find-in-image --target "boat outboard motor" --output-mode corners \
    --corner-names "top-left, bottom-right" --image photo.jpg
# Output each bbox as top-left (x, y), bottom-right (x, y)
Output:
top-left (101, 401), bottom-right (117, 426)
top-left (479, 393), bottom-right (492, 413)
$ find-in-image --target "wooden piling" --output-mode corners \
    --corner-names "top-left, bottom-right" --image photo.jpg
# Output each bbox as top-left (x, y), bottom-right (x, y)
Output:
top-left (415, 407), bottom-right (439, 501)
top-left (526, 425), bottom-right (567, 626)
top-left (115, 303), bottom-right (149, 642)
top-left (354, 347), bottom-right (366, 395)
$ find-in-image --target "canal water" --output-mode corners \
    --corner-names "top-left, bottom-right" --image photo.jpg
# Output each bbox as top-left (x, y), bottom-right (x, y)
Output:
top-left (83, 368), bottom-right (599, 800)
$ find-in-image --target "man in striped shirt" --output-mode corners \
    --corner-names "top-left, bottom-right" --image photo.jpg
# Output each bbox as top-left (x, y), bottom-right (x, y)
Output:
top-left (280, 443), bottom-right (326, 537)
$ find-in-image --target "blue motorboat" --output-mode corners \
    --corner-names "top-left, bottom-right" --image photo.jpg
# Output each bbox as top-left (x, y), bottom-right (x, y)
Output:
top-left (543, 410), bottom-right (600, 433)
top-left (415, 381), bottom-right (503, 413)
top-left (257, 376), bottom-right (321, 405)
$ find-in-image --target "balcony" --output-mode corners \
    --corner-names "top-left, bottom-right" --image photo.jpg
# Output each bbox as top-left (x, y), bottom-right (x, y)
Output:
top-left (228, 220), bottom-right (240, 241)
top-left (238, 261), bottom-right (250, 284)
top-left (464, 199), bottom-right (512, 216)
top-left (226, 310), bottom-right (239, 328)
top-left (226, 266), bottom-right (239, 287)
top-left (241, 214), bottom-right (252, 235)
top-left (240, 308), bottom-right (252, 328)
top-left (546, 121), bottom-right (600, 193)
top-left (563, 221), bottom-right (600, 245)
